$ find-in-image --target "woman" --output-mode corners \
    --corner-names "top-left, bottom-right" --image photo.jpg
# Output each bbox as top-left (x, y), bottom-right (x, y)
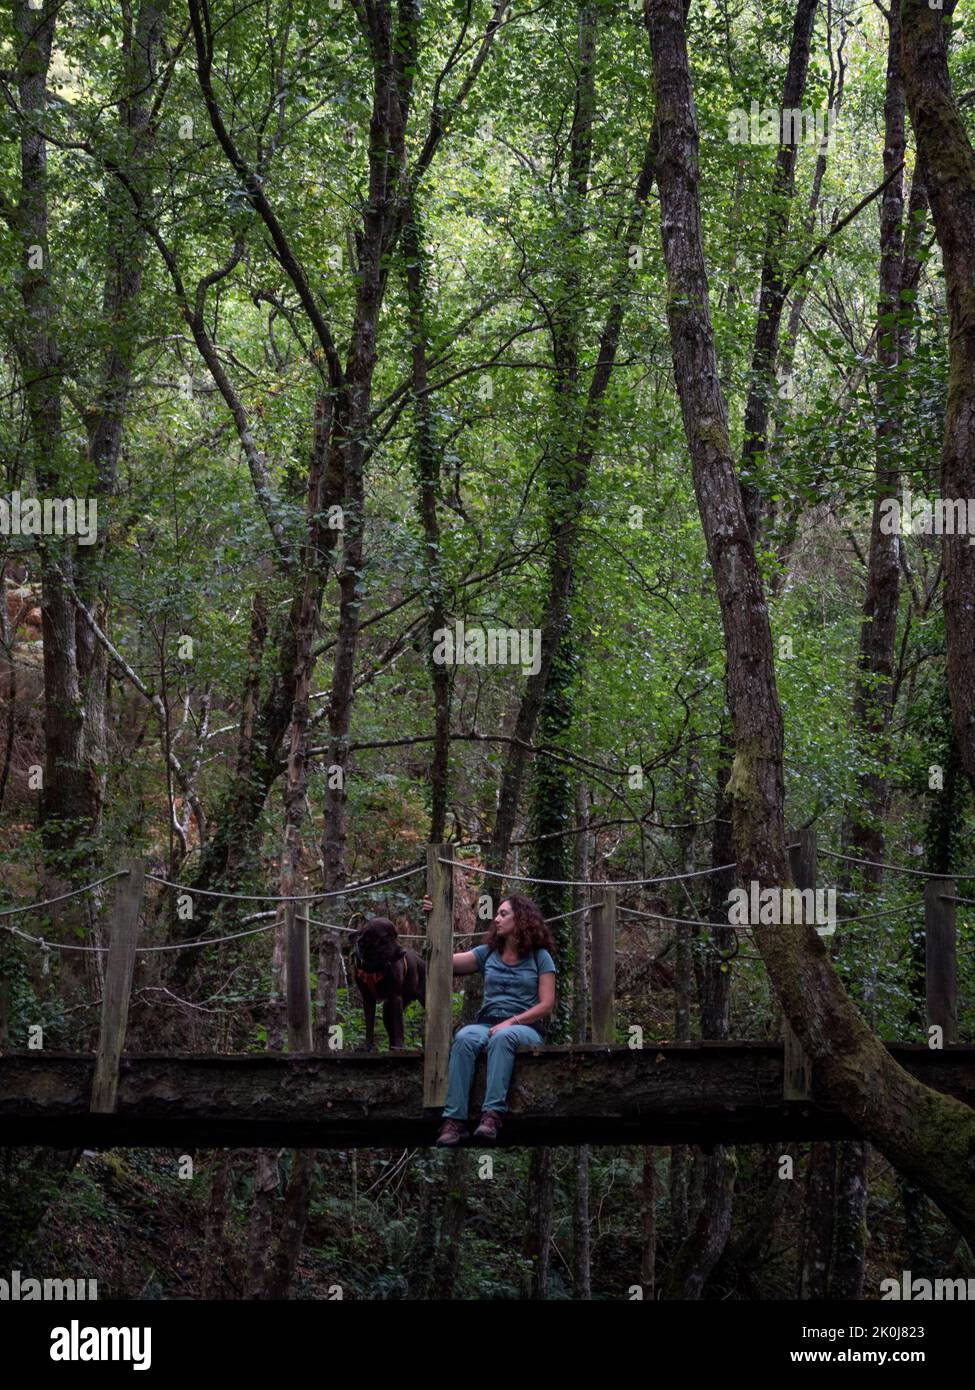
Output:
top-left (425, 892), bottom-right (556, 1146)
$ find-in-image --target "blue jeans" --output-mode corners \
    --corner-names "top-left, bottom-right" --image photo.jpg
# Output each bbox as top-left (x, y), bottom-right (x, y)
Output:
top-left (442, 1022), bottom-right (544, 1118)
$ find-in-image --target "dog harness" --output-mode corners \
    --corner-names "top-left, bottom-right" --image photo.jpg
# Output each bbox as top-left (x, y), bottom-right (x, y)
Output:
top-left (355, 967), bottom-right (386, 997)
top-left (355, 955), bottom-right (408, 999)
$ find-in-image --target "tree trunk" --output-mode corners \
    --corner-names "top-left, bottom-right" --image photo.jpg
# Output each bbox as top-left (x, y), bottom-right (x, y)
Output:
top-left (669, 769), bottom-right (695, 1249)
top-left (12, 3), bottom-right (84, 866)
top-left (819, 3), bottom-right (915, 1301)
top-left (843, 0), bottom-right (908, 871)
top-left (798, 1142), bottom-right (835, 1298)
top-left (661, 1146), bottom-right (736, 1298)
top-left (713, 1144), bottom-right (794, 1298)
top-left (487, 4), bottom-right (662, 872)
top-left (778, 2), bottom-right (849, 389)
top-left (739, 0), bottom-right (819, 535)
top-left (172, 603), bottom-right (292, 989)
top-left (404, 204), bottom-right (451, 843)
top-left (257, 400), bottom-right (332, 1295)
top-left (668, 748), bottom-right (736, 1297)
top-left (571, 789), bottom-right (592, 1298)
top-left (702, 718), bottom-right (735, 1039)
top-left (246, 1148), bottom-right (280, 1298)
top-left (901, 0), bottom-right (975, 803)
top-left (264, 1150), bottom-right (318, 1299)
top-left (669, 1147), bottom-right (690, 1249)
top-left (645, 0), bottom-right (975, 1245)
top-left (268, 394), bottom-right (330, 1050)
top-left (74, 0), bottom-right (172, 850)
top-left (530, 634), bottom-right (576, 1033)
top-left (571, 779), bottom-right (591, 1041)
top-left (0, 573), bottom-right (16, 815)
top-left (203, 1149), bottom-right (234, 1299)
top-left (522, 1146), bottom-right (555, 1298)
top-left (639, 1146), bottom-right (656, 1300)
top-left (830, 1139), bottom-right (869, 1299)
top-left (318, 0), bottom-right (422, 969)
top-left (901, 1178), bottom-right (934, 1281)
top-left (429, 1149), bottom-right (469, 1300)
top-left (11, 0), bottom-right (170, 877)
top-left (574, 1144), bottom-right (592, 1300)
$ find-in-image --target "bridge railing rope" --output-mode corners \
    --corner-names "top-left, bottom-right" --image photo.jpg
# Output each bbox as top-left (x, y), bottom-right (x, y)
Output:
top-left (0, 829), bottom-right (964, 1114)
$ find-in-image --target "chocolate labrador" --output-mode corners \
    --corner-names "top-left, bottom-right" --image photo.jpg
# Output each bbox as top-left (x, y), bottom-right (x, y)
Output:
top-left (353, 917), bottom-right (426, 1050)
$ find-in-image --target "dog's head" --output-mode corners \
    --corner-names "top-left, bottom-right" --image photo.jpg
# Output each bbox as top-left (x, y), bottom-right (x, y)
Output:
top-left (354, 917), bottom-right (406, 973)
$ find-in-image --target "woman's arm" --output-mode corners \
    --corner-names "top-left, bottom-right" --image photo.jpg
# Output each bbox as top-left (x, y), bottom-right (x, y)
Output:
top-left (423, 896), bottom-right (478, 974)
top-left (489, 971), bottom-right (556, 1033)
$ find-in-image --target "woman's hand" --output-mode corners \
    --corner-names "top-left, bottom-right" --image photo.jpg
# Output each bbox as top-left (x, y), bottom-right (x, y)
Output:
top-left (422, 896), bottom-right (433, 913)
top-left (488, 1019), bottom-right (515, 1036)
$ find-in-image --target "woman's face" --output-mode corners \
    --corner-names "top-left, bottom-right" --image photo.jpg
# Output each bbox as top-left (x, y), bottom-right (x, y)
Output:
top-left (494, 899), bottom-right (516, 937)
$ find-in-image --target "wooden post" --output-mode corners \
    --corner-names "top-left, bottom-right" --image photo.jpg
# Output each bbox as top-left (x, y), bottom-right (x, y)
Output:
top-left (423, 844), bottom-right (453, 1108)
top-left (925, 877), bottom-right (957, 1044)
top-left (590, 885), bottom-right (616, 1044)
top-left (784, 829), bottom-right (815, 1101)
top-left (286, 903), bottom-right (312, 1054)
top-left (90, 860), bottom-right (144, 1114)
top-left (0, 974), bottom-right (10, 1050)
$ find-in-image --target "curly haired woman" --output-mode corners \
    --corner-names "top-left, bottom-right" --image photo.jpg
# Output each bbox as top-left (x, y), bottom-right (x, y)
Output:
top-left (427, 892), bottom-right (556, 1146)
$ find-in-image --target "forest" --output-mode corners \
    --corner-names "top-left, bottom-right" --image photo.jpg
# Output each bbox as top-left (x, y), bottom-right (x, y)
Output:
top-left (1, 0), bottom-right (975, 1312)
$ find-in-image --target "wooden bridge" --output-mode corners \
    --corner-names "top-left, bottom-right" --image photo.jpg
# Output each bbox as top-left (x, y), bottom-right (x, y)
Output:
top-left (0, 835), bottom-right (967, 1149)
top-left (3, 1044), bottom-right (973, 1149)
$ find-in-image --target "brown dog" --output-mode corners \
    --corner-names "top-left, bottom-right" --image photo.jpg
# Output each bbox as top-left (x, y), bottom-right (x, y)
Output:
top-left (353, 917), bottom-right (426, 1050)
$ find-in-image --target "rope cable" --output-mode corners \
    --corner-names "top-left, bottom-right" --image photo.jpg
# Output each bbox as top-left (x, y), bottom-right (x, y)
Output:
top-left (438, 855), bottom-right (736, 889)
top-left (0, 871), bottom-right (128, 918)
top-left (145, 862), bottom-right (425, 903)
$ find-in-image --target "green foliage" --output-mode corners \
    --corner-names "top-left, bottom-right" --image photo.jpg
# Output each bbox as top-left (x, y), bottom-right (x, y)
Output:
top-left (1, 0), bottom-right (974, 1302)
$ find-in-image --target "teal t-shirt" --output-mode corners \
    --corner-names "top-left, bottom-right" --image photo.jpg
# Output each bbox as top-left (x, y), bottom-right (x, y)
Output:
top-left (472, 943), bottom-right (556, 1028)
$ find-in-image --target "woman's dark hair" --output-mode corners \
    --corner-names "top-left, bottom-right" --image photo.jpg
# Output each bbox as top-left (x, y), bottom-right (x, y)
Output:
top-left (484, 892), bottom-right (555, 958)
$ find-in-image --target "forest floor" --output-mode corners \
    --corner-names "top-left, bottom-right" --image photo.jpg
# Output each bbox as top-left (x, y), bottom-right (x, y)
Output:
top-left (11, 1143), bottom-right (970, 1301)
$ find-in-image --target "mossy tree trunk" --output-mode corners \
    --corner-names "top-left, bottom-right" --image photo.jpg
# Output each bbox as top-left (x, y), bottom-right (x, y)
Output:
top-left (645, 0), bottom-right (975, 1246)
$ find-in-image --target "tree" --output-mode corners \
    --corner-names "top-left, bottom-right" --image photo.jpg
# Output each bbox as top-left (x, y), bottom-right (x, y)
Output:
top-left (645, 0), bottom-right (975, 1245)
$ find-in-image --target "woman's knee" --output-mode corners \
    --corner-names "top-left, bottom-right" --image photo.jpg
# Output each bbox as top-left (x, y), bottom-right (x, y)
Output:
top-left (452, 1025), bottom-right (486, 1052)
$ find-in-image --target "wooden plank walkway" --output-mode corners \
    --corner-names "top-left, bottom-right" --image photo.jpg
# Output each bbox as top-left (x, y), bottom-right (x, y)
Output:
top-left (2, 1043), bottom-right (972, 1149)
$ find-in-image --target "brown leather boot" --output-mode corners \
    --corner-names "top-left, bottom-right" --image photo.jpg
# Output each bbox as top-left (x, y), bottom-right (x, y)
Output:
top-left (473, 1109), bottom-right (503, 1142)
top-left (436, 1117), bottom-right (469, 1147)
